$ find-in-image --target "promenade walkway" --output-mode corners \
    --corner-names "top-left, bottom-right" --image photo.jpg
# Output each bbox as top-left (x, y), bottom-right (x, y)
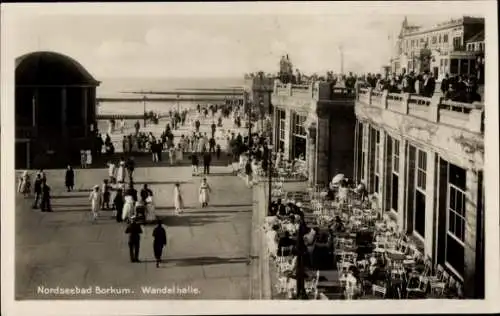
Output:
top-left (15, 164), bottom-right (254, 300)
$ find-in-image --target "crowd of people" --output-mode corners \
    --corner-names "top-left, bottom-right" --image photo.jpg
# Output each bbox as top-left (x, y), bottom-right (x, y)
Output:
top-left (358, 71), bottom-right (482, 103)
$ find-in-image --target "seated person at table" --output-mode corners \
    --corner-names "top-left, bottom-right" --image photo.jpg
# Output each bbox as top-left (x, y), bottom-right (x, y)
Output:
top-left (277, 231), bottom-right (294, 256)
top-left (304, 227), bottom-right (318, 268)
top-left (269, 201), bottom-right (278, 216)
top-left (333, 216), bottom-right (346, 232)
top-left (368, 258), bottom-right (386, 284)
top-left (314, 229), bottom-right (334, 269)
top-left (337, 180), bottom-right (350, 204)
top-left (276, 199), bottom-right (287, 217)
top-left (288, 203), bottom-right (304, 218)
top-left (284, 215), bottom-right (299, 235)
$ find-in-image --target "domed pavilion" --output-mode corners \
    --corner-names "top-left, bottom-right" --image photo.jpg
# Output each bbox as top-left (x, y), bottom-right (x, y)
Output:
top-left (15, 51), bottom-right (100, 169)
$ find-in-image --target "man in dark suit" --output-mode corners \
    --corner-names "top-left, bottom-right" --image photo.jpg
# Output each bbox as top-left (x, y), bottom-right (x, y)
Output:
top-left (422, 73), bottom-right (436, 97)
top-left (203, 151), bottom-right (212, 175)
top-left (32, 174), bottom-right (43, 209)
top-left (440, 73), bottom-right (449, 95)
top-left (125, 218), bottom-right (143, 262)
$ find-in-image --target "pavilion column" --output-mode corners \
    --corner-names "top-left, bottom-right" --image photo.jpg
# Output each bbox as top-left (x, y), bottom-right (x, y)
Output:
top-left (82, 87), bottom-right (88, 137)
top-left (32, 88), bottom-right (38, 128)
top-left (61, 87), bottom-right (67, 139)
top-left (306, 122), bottom-right (317, 186)
top-left (464, 169), bottom-right (480, 298)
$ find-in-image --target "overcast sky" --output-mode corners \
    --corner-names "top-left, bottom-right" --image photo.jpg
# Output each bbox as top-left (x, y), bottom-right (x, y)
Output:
top-left (5, 2), bottom-right (489, 78)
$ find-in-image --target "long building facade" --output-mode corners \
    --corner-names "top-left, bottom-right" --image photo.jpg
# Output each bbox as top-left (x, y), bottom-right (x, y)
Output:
top-left (354, 87), bottom-right (485, 298)
top-left (271, 80), bottom-right (356, 186)
top-left (391, 16), bottom-right (484, 80)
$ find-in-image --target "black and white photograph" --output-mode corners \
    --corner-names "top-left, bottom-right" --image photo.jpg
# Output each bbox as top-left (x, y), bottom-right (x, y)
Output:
top-left (1, 1), bottom-right (498, 315)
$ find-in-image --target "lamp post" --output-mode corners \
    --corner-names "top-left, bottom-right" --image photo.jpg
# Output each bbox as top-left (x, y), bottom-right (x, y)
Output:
top-left (142, 94), bottom-right (146, 128)
top-left (267, 96), bottom-right (274, 216)
top-left (246, 92), bottom-right (252, 149)
top-left (295, 213), bottom-right (307, 299)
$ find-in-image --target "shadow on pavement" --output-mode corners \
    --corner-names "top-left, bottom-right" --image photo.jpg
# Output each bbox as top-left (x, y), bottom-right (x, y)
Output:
top-left (141, 256), bottom-right (250, 267)
top-left (133, 180), bottom-right (192, 185)
top-left (158, 214), bottom-right (230, 227)
top-left (187, 208), bottom-right (252, 215)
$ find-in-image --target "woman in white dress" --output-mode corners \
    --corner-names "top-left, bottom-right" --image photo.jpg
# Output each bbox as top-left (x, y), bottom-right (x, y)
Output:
top-left (198, 177), bottom-right (211, 208)
top-left (168, 146), bottom-right (176, 165)
top-left (86, 149), bottom-right (93, 167)
top-left (17, 170), bottom-right (31, 197)
top-left (107, 162), bottom-right (116, 184)
top-left (89, 185), bottom-right (102, 222)
top-left (173, 182), bottom-right (184, 215)
top-left (122, 193), bottom-right (135, 223)
top-left (145, 193), bottom-right (156, 222)
top-left (116, 161), bottom-right (126, 183)
top-left (176, 144), bottom-right (183, 163)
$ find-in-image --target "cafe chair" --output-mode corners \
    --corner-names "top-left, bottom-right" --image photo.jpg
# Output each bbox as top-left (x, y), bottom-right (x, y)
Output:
top-left (305, 270), bottom-right (320, 297)
top-left (428, 264), bottom-right (444, 283)
top-left (406, 275), bottom-right (428, 298)
top-left (372, 284), bottom-right (387, 298)
top-left (318, 292), bottom-right (329, 300)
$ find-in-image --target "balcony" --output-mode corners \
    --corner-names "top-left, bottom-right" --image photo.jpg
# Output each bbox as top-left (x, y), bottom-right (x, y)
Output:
top-left (273, 80), bottom-right (356, 101)
top-left (356, 87), bottom-right (484, 169)
top-left (357, 88), bottom-right (483, 133)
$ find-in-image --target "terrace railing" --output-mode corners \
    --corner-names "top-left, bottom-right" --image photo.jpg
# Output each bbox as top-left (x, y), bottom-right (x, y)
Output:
top-left (357, 87), bottom-right (484, 134)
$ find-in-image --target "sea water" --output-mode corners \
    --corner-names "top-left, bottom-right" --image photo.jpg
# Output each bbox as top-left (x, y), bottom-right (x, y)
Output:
top-left (97, 77), bottom-right (244, 115)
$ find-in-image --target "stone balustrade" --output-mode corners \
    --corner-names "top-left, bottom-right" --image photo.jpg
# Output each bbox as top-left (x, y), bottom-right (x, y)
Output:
top-left (273, 79), bottom-right (355, 101)
top-left (357, 87), bottom-right (484, 134)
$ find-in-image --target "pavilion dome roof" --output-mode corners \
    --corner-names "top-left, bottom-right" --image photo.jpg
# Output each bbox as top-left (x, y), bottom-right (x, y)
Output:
top-left (15, 51), bottom-right (100, 86)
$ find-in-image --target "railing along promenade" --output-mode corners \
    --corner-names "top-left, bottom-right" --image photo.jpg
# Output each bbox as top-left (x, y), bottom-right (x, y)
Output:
top-left (357, 87), bottom-right (484, 134)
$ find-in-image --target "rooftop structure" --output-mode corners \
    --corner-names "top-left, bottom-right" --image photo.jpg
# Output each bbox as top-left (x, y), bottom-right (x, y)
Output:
top-left (391, 16), bottom-right (485, 80)
top-left (271, 80), bottom-right (357, 186)
top-left (15, 51), bottom-right (100, 169)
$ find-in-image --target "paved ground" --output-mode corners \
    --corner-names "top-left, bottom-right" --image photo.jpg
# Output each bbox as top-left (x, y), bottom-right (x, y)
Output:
top-left (15, 113), bottom-right (256, 300)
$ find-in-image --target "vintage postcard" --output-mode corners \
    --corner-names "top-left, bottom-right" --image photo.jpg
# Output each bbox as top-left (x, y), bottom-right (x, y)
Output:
top-left (1, 1), bottom-right (498, 315)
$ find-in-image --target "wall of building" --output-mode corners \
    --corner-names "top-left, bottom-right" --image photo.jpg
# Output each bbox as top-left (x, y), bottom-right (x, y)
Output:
top-left (328, 103), bottom-right (356, 181)
top-left (355, 90), bottom-right (485, 298)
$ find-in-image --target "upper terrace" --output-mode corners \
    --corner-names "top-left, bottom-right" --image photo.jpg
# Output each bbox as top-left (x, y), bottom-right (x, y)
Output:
top-left (357, 88), bottom-right (484, 134)
top-left (356, 87), bottom-right (484, 169)
top-left (271, 80), bottom-right (356, 114)
top-left (273, 80), bottom-right (355, 101)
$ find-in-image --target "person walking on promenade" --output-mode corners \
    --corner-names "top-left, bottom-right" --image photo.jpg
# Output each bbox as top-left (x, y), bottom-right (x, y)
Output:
top-left (191, 153), bottom-right (199, 176)
top-left (209, 137), bottom-right (216, 153)
top-left (216, 144), bottom-right (221, 160)
top-left (86, 149), bottom-right (93, 167)
top-left (176, 143), bottom-right (183, 164)
top-left (102, 179), bottom-right (112, 210)
top-left (152, 220), bottom-right (167, 267)
top-left (120, 119), bottom-right (125, 133)
top-left (168, 146), bottom-right (176, 166)
top-left (18, 170), bottom-right (31, 197)
top-left (113, 187), bottom-right (124, 222)
top-left (211, 121), bottom-right (216, 138)
top-left (195, 119), bottom-right (201, 133)
top-left (65, 165), bottom-right (75, 192)
top-left (198, 177), bottom-right (212, 208)
top-left (126, 156), bottom-right (135, 182)
top-left (173, 182), bottom-right (184, 215)
top-left (122, 192), bottom-right (135, 223)
top-left (117, 159), bottom-right (126, 184)
top-left (203, 151), bottom-right (212, 175)
top-left (108, 161), bottom-right (116, 184)
top-left (134, 120), bottom-right (140, 134)
top-left (32, 174), bottom-right (43, 209)
top-left (40, 180), bottom-right (53, 212)
top-left (80, 150), bottom-right (87, 168)
top-left (89, 185), bottom-right (102, 222)
top-left (245, 159), bottom-right (253, 188)
top-left (125, 218), bottom-right (143, 262)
